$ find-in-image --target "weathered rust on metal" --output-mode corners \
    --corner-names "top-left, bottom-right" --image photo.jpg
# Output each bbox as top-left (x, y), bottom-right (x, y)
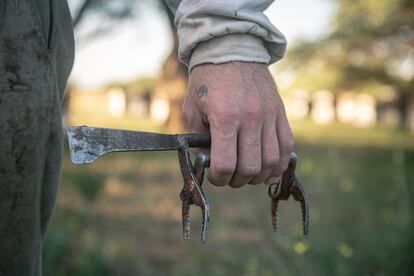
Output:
top-left (268, 153), bottom-right (309, 235)
top-left (67, 126), bottom-right (211, 164)
top-left (177, 137), bottom-right (210, 243)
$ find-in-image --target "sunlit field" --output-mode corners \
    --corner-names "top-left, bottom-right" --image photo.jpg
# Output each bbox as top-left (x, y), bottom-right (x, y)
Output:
top-left (43, 123), bottom-right (414, 276)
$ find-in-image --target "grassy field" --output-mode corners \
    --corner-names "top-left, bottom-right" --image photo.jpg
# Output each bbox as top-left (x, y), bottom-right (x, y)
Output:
top-left (43, 123), bottom-right (414, 276)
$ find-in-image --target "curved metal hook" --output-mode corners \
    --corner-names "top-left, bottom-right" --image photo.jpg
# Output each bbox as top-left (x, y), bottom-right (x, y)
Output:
top-left (177, 138), bottom-right (210, 243)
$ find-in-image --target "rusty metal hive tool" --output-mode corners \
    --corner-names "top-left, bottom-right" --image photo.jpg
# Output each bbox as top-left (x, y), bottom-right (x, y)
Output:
top-left (67, 126), bottom-right (310, 242)
top-left (177, 137), bottom-right (210, 243)
top-left (67, 126), bottom-right (211, 243)
top-left (267, 153), bottom-right (309, 235)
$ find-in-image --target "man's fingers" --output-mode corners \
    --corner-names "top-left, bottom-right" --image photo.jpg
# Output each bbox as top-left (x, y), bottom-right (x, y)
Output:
top-left (229, 113), bottom-right (262, 188)
top-left (185, 62), bottom-right (294, 188)
top-left (267, 109), bottom-right (293, 178)
top-left (207, 117), bottom-right (238, 186)
top-left (249, 116), bottom-right (279, 185)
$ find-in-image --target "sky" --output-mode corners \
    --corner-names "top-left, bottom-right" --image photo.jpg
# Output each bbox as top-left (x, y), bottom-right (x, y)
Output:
top-left (69, 0), bottom-right (336, 88)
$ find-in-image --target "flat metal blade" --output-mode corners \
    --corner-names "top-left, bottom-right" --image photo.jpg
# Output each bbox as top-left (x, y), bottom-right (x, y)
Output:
top-left (67, 126), bottom-right (182, 164)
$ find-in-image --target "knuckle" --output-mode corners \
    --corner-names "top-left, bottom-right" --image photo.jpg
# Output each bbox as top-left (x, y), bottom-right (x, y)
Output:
top-left (245, 105), bottom-right (263, 120)
top-left (278, 160), bottom-right (290, 172)
top-left (239, 163), bottom-right (261, 177)
top-left (271, 167), bottom-right (284, 177)
top-left (263, 153), bottom-right (279, 168)
top-left (207, 174), bottom-right (227, 186)
top-left (283, 139), bottom-right (294, 153)
top-left (212, 109), bottom-right (239, 126)
top-left (181, 109), bottom-right (191, 124)
top-left (214, 161), bottom-right (236, 177)
top-left (265, 101), bottom-right (277, 113)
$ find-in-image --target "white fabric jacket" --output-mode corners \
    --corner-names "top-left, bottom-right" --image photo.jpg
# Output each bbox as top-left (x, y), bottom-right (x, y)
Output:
top-left (164, 0), bottom-right (287, 70)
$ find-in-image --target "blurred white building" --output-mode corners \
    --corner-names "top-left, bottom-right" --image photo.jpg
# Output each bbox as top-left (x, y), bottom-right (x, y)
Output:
top-left (150, 95), bottom-right (170, 125)
top-left (336, 92), bottom-right (377, 128)
top-left (311, 90), bottom-right (335, 124)
top-left (107, 87), bottom-right (126, 118)
top-left (353, 94), bottom-right (376, 127)
top-left (336, 92), bottom-right (356, 123)
top-left (285, 89), bottom-right (310, 120)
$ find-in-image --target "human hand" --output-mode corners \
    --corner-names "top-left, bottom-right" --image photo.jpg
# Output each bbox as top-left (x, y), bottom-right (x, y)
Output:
top-left (182, 62), bottom-right (293, 188)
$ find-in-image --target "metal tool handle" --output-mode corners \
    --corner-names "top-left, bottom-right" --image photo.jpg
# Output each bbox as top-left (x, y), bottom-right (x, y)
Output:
top-left (194, 152), bottom-right (211, 243)
top-left (182, 133), bottom-right (211, 149)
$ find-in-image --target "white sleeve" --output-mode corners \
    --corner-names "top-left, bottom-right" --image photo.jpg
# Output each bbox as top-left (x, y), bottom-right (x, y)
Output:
top-left (164, 0), bottom-right (287, 70)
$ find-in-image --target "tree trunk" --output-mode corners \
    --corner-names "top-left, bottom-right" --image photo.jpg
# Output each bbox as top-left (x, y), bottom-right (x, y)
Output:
top-left (159, 3), bottom-right (188, 132)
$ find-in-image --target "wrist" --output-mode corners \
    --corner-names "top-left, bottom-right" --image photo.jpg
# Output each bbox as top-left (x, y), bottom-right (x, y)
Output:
top-left (189, 34), bottom-right (271, 72)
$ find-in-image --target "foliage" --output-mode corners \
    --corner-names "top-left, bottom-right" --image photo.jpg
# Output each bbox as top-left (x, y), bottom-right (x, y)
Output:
top-left (43, 209), bottom-right (111, 276)
top-left (124, 77), bottom-right (158, 95)
top-left (66, 170), bottom-right (105, 201)
top-left (285, 0), bottom-right (414, 97)
top-left (69, 0), bottom-right (168, 44)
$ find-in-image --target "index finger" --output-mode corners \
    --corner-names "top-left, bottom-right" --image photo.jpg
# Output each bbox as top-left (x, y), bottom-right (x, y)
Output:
top-left (207, 119), bottom-right (238, 186)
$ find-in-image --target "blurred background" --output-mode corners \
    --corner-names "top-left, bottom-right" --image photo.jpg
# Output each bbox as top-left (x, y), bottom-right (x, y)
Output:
top-left (45, 0), bottom-right (414, 275)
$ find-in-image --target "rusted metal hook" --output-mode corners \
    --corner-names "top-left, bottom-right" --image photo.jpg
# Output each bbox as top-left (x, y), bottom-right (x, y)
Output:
top-left (268, 153), bottom-right (309, 235)
top-left (177, 138), bottom-right (210, 243)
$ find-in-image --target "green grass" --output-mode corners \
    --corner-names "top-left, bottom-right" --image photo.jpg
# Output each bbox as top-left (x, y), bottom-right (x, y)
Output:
top-left (290, 119), bottom-right (414, 150)
top-left (43, 124), bottom-right (414, 276)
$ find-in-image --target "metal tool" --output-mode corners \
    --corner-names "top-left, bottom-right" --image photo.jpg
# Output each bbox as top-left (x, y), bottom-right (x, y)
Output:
top-left (68, 126), bottom-right (211, 243)
top-left (67, 126), bottom-right (310, 243)
top-left (67, 126), bottom-right (210, 164)
top-left (177, 138), bottom-right (210, 243)
top-left (267, 153), bottom-right (309, 235)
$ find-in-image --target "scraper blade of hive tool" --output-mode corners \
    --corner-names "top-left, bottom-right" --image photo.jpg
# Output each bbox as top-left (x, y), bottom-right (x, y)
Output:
top-left (67, 126), bottom-right (211, 164)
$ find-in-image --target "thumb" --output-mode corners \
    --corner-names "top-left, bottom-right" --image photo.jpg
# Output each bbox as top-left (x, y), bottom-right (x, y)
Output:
top-left (182, 101), bottom-right (209, 155)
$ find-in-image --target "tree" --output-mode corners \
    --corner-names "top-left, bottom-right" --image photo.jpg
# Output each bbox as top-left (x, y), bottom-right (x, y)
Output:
top-left (284, 0), bottom-right (413, 124)
top-left (68, 0), bottom-right (187, 131)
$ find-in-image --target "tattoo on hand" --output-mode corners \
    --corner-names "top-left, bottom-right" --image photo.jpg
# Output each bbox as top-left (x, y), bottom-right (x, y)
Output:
top-left (196, 85), bottom-right (208, 98)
